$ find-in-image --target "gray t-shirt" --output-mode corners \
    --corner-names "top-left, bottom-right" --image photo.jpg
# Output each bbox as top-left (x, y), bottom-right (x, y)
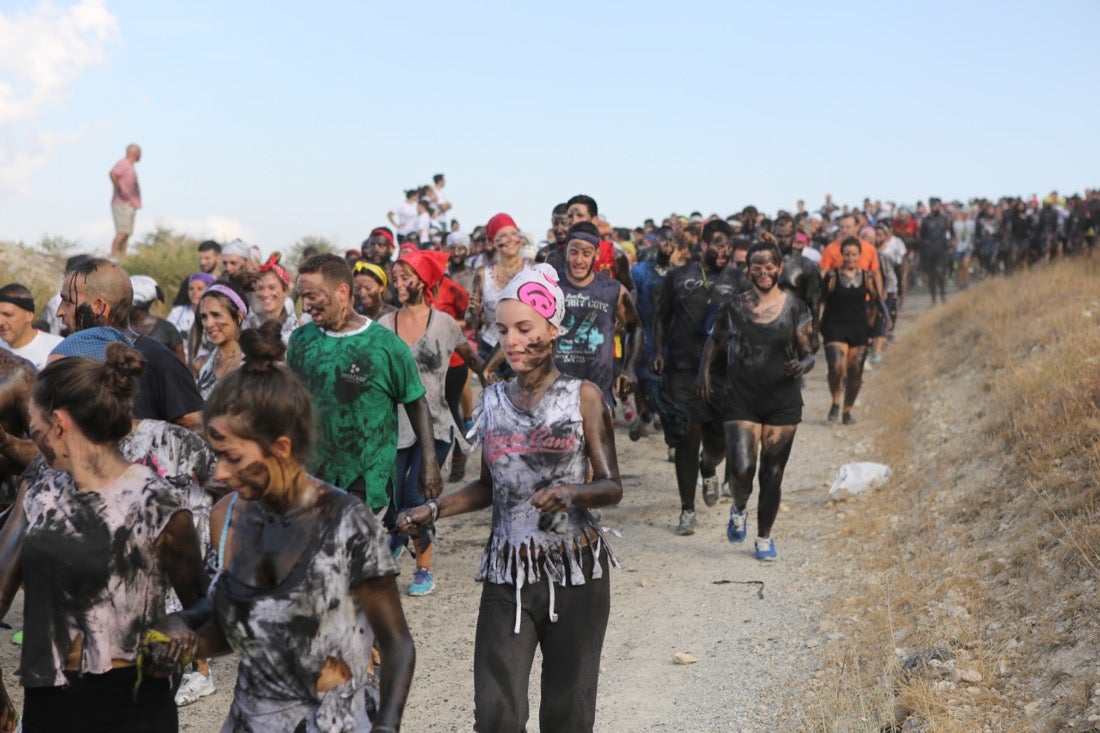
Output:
top-left (212, 490), bottom-right (398, 732)
top-left (378, 308), bottom-right (465, 449)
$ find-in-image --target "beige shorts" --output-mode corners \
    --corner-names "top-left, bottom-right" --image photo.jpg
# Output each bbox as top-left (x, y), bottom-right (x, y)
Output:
top-left (112, 203), bottom-right (137, 234)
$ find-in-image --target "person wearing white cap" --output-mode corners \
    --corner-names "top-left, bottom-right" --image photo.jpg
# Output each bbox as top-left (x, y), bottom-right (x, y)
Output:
top-left (397, 263), bottom-right (623, 732)
top-left (128, 274), bottom-right (185, 362)
top-left (220, 239), bottom-right (252, 275)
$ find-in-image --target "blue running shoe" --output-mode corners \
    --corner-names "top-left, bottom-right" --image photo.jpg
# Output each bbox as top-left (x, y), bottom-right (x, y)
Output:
top-left (755, 537), bottom-right (777, 561)
top-left (727, 507), bottom-right (747, 543)
top-left (408, 568), bottom-right (435, 596)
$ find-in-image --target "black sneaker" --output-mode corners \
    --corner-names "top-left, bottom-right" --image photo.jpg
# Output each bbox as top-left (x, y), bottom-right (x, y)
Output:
top-left (827, 405), bottom-right (840, 423)
top-left (842, 413), bottom-right (855, 425)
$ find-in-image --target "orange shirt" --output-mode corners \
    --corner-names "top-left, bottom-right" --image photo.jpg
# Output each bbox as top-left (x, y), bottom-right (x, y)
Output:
top-left (818, 238), bottom-right (880, 272)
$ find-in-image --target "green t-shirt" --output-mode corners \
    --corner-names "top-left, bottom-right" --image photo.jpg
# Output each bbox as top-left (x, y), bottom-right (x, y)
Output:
top-left (287, 320), bottom-right (425, 509)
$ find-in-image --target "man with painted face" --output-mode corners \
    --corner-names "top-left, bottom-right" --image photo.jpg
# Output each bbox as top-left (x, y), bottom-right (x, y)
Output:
top-left (629, 227), bottom-right (685, 441)
top-left (361, 226), bottom-right (400, 305)
top-left (554, 222), bottom-right (642, 409)
top-left (773, 214), bottom-right (822, 351)
top-left (652, 219), bottom-right (748, 535)
top-left (445, 231), bottom-right (475, 295)
top-left (698, 241), bottom-right (815, 560)
top-left (287, 254), bottom-right (443, 512)
top-left (919, 197), bottom-right (954, 304)
top-left (55, 258), bottom-right (204, 431)
top-left (536, 203), bottom-right (571, 266)
top-left (563, 194), bottom-right (635, 293)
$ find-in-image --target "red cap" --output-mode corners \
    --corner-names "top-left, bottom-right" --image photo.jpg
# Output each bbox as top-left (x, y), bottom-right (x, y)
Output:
top-left (485, 213), bottom-right (518, 243)
top-left (397, 249), bottom-right (451, 291)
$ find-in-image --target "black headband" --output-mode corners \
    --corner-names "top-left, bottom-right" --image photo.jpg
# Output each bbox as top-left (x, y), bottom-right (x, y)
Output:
top-left (567, 232), bottom-right (601, 248)
top-left (0, 294), bottom-right (34, 313)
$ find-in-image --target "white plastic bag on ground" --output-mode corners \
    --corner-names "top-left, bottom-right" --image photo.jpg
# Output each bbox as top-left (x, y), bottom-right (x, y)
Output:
top-left (828, 462), bottom-right (892, 498)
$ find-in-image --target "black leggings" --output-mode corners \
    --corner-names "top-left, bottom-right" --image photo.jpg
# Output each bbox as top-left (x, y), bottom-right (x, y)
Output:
top-left (23, 667), bottom-right (177, 733)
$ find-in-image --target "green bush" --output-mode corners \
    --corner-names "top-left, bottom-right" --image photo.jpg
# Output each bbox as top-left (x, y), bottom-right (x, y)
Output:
top-left (120, 227), bottom-right (201, 315)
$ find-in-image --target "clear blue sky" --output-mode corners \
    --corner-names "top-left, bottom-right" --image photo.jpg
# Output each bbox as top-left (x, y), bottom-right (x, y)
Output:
top-left (2, 0), bottom-right (1098, 256)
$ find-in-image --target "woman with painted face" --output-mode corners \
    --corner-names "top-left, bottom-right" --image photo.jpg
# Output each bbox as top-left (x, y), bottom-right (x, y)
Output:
top-left (378, 249), bottom-right (485, 596)
top-left (466, 213), bottom-right (531, 370)
top-left (156, 319), bottom-right (415, 732)
top-left (352, 260), bottom-right (397, 320)
top-left (0, 343), bottom-right (205, 732)
top-left (193, 274), bottom-right (254, 399)
top-left (698, 242), bottom-right (815, 561)
top-left (819, 236), bottom-right (886, 425)
top-left (246, 254), bottom-right (299, 345)
top-left (397, 263), bottom-right (622, 732)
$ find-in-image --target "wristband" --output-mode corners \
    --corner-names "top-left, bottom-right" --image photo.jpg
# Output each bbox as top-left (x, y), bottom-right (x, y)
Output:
top-left (426, 499), bottom-right (440, 524)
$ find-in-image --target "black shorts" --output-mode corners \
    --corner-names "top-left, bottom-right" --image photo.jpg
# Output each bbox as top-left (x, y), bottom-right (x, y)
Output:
top-left (721, 402), bottom-right (802, 426)
top-left (668, 368), bottom-right (722, 426)
top-left (821, 322), bottom-right (869, 347)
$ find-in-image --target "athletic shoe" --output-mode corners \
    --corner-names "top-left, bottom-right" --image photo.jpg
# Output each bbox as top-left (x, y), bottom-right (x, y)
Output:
top-left (676, 510), bottom-right (696, 536)
top-left (755, 537), bottom-right (778, 561)
top-left (701, 475), bottom-right (720, 507)
top-left (11, 629), bottom-right (22, 645)
top-left (628, 418), bottom-right (646, 442)
top-left (720, 481), bottom-right (732, 499)
top-left (408, 568), bottom-right (435, 596)
top-left (727, 507), bottom-right (747, 544)
top-left (175, 670), bottom-right (215, 706)
top-left (827, 405), bottom-right (840, 423)
top-left (843, 413), bottom-right (856, 425)
top-left (871, 353), bottom-right (883, 364)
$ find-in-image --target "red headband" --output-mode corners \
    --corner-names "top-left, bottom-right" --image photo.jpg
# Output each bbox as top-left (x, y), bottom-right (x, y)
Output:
top-left (370, 227), bottom-right (395, 247)
top-left (259, 254), bottom-right (289, 288)
top-left (485, 213), bottom-right (518, 243)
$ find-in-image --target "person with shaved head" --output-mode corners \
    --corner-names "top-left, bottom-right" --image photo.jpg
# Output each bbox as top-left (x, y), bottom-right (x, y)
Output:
top-left (56, 259), bottom-right (204, 431)
top-left (109, 143), bottom-right (142, 258)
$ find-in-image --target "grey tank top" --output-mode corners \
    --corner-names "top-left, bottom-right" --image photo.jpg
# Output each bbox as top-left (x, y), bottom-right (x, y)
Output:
top-left (470, 375), bottom-right (617, 588)
top-left (555, 272), bottom-right (621, 407)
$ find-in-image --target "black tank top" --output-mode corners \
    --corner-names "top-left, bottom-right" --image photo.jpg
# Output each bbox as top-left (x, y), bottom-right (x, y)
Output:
top-left (822, 270), bottom-right (869, 328)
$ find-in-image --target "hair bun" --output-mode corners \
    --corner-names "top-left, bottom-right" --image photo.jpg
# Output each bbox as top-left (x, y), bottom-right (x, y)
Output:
top-left (239, 319), bottom-right (286, 371)
top-left (102, 342), bottom-right (146, 399)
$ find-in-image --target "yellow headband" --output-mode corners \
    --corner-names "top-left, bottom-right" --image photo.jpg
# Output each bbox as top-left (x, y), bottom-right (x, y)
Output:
top-left (353, 261), bottom-right (388, 289)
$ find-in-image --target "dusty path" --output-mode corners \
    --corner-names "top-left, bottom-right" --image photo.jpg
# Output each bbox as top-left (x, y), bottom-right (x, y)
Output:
top-left (0, 291), bottom-right (936, 732)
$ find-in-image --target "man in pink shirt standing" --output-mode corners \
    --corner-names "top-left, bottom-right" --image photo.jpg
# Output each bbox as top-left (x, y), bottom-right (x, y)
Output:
top-left (109, 143), bottom-right (142, 258)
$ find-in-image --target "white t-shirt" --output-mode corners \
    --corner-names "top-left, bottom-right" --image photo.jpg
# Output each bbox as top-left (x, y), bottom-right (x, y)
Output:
top-left (953, 220), bottom-right (975, 253)
top-left (1, 329), bottom-right (64, 370)
top-left (433, 186), bottom-right (450, 228)
top-left (389, 201), bottom-right (418, 236)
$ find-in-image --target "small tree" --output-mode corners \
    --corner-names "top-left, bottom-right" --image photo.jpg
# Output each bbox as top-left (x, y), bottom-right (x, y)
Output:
top-left (37, 234), bottom-right (79, 256)
top-left (288, 235), bottom-right (338, 267)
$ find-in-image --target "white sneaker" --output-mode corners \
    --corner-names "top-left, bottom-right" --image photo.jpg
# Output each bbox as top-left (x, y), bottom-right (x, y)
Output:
top-left (175, 670), bottom-right (215, 706)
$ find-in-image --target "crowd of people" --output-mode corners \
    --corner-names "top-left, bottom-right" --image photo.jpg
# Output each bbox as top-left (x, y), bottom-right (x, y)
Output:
top-left (0, 184), bottom-right (1096, 732)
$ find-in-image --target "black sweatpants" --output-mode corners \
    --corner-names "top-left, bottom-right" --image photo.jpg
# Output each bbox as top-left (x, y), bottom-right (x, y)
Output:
top-left (473, 552), bottom-right (610, 733)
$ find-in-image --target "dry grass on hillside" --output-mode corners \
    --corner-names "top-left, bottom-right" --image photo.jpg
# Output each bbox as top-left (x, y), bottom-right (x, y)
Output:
top-left (798, 259), bottom-right (1100, 732)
